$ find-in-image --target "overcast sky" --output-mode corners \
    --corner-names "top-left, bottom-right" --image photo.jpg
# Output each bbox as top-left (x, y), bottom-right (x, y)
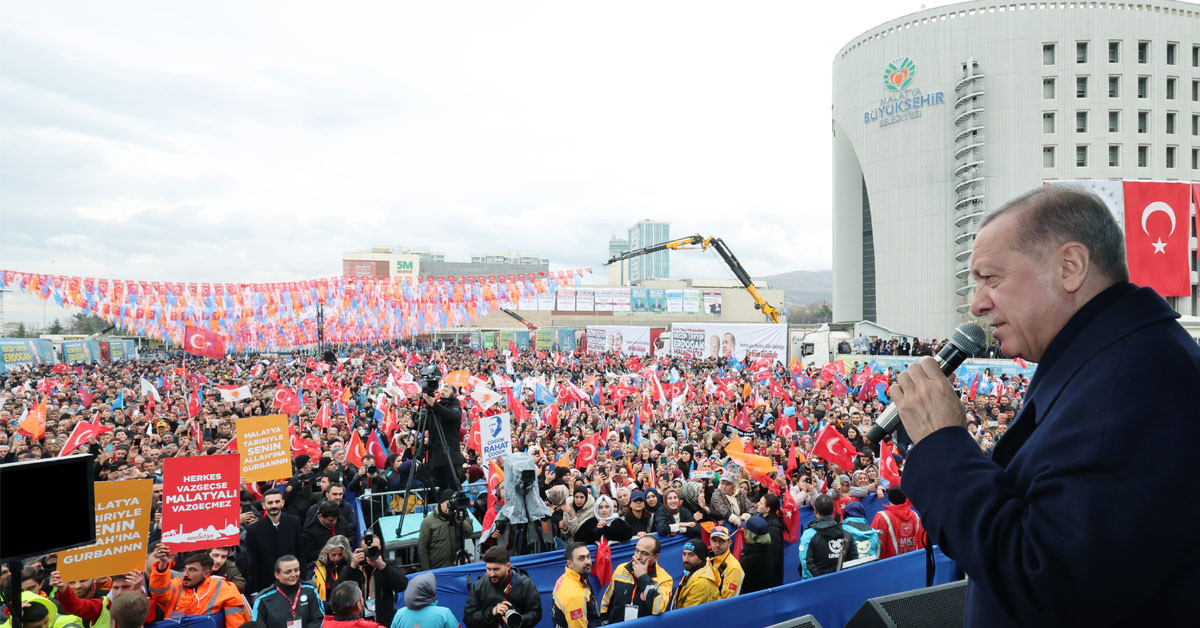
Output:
top-left (1, 0), bottom-right (955, 326)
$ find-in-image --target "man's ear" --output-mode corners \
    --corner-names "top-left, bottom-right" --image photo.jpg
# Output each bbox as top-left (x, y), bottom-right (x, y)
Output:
top-left (1057, 241), bottom-right (1090, 293)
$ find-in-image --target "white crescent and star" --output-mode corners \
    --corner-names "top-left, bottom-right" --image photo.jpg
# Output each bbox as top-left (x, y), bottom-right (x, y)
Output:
top-left (1141, 201), bottom-right (1176, 254)
top-left (190, 334), bottom-right (209, 349)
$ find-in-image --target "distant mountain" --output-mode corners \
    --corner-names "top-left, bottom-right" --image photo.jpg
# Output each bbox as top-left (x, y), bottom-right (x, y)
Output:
top-left (760, 270), bottom-right (833, 306)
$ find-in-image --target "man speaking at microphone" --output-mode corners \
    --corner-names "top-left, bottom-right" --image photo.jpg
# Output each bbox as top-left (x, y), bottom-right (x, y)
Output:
top-left (890, 187), bottom-right (1200, 627)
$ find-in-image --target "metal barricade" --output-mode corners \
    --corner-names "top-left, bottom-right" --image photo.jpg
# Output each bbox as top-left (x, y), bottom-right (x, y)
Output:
top-left (357, 487), bottom-right (433, 532)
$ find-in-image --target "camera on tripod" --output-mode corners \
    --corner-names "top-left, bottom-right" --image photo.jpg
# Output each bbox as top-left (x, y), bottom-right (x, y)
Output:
top-left (448, 490), bottom-right (471, 522)
top-left (420, 364), bottom-right (441, 396)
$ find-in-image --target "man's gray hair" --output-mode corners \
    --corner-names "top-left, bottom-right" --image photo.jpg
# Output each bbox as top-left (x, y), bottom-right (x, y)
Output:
top-left (982, 187), bottom-right (1129, 283)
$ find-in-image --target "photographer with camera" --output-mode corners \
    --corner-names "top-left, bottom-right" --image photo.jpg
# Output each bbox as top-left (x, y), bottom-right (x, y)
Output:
top-left (418, 489), bottom-right (475, 571)
top-left (347, 455), bottom-right (388, 495)
top-left (419, 369), bottom-right (466, 498)
top-left (463, 547), bottom-right (542, 628)
top-left (347, 532), bottom-right (408, 628)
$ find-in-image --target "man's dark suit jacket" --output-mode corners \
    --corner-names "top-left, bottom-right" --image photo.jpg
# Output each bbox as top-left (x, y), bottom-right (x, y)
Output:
top-left (906, 283), bottom-right (1200, 627)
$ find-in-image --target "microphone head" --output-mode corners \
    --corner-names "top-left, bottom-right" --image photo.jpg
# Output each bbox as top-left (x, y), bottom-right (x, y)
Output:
top-left (951, 322), bottom-right (988, 357)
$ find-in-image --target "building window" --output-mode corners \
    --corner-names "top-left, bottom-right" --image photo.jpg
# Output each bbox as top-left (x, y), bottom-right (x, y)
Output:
top-left (1043, 78), bottom-right (1056, 99)
top-left (1166, 77), bottom-right (1176, 100)
top-left (1043, 146), bottom-right (1056, 168)
top-left (1138, 111), bottom-right (1149, 133)
top-left (1193, 114), bottom-right (1199, 136)
top-left (1166, 42), bottom-right (1177, 66)
top-left (1076, 76), bottom-right (1088, 98)
top-left (1194, 44), bottom-right (1200, 67)
top-left (1108, 76), bottom-right (1120, 97)
top-left (1194, 79), bottom-right (1199, 102)
top-left (1109, 41), bottom-right (1120, 63)
top-left (1166, 112), bottom-right (1176, 134)
top-left (1077, 41), bottom-right (1088, 63)
top-left (1043, 112), bottom-right (1056, 133)
top-left (1138, 145), bottom-right (1149, 167)
top-left (1076, 145), bottom-right (1088, 167)
top-left (1138, 41), bottom-right (1150, 63)
top-left (1108, 145), bottom-right (1120, 167)
top-left (1076, 111), bottom-right (1088, 132)
top-left (1137, 76), bottom-right (1149, 98)
top-left (1109, 110), bottom-right (1120, 132)
top-left (1165, 146), bottom-right (1176, 168)
top-left (1192, 148), bottom-right (1199, 170)
top-left (1043, 43), bottom-right (1056, 65)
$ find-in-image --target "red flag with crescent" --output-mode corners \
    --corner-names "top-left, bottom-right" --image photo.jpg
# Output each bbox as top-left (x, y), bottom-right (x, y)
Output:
top-left (575, 433), bottom-right (600, 470)
top-left (880, 439), bottom-right (902, 487)
top-left (183, 325), bottom-right (227, 358)
top-left (272, 386), bottom-right (302, 414)
top-left (316, 403), bottom-right (332, 430)
top-left (57, 421), bottom-right (112, 457)
top-left (813, 425), bottom-right (858, 472)
top-left (1123, 181), bottom-right (1191, 296)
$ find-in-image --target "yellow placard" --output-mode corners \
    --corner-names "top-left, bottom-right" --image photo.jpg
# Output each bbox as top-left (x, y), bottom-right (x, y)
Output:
top-left (237, 414), bottom-right (293, 482)
top-left (59, 480), bottom-right (153, 581)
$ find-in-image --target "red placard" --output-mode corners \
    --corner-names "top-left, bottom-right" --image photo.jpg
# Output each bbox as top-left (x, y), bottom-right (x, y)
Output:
top-left (161, 454), bottom-right (241, 552)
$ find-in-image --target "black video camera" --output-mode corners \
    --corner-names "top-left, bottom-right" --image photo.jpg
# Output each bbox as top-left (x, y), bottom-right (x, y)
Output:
top-left (362, 532), bottom-right (382, 561)
top-left (420, 364), bottom-right (441, 396)
top-left (448, 489), bottom-right (471, 521)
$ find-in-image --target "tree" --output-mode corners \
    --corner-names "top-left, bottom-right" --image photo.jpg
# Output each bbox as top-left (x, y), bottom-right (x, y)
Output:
top-left (47, 319), bottom-right (64, 334)
top-left (15, 323), bottom-right (27, 338)
top-left (71, 313), bottom-right (112, 335)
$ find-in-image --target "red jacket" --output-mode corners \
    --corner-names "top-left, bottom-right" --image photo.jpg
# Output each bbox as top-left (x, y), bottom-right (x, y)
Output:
top-left (55, 585), bottom-right (158, 627)
top-left (870, 502), bottom-right (925, 559)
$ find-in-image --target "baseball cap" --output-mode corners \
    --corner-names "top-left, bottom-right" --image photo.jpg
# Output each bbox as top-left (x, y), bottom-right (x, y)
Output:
top-left (630, 490), bottom-right (646, 502)
top-left (710, 525), bottom-right (731, 540)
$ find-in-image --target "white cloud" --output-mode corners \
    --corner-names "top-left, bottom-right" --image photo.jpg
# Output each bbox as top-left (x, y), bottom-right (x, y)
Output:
top-left (0, 0), bottom-right (958, 325)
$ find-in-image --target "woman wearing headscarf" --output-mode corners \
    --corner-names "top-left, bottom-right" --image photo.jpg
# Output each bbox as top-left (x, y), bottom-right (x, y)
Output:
top-left (572, 495), bottom-right (633, 545)
top-left (545, 485), bottom-right (572, 542)
top-left (677, 481), bottom-right (711, 523)
top-left (653, 488), bottom-right (700, 538)
top-left (565, 485), bottom-right (595, 541)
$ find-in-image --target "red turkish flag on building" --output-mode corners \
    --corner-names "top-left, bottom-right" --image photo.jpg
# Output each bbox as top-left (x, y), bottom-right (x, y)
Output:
top-left (813, 425), bottom-right (858, 472)
top-left (184, 325), bottom-right (227, 358)
top-left (57, 421), bottom-right (112, 457)
top-left (1123, 181), bottom-right (1192, 296)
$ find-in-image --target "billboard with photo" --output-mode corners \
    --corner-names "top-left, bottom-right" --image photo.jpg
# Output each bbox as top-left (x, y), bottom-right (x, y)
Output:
top-left (584, 325), bottom-right (652, 356)
top-left (670, 323), bottom-right (788, 363)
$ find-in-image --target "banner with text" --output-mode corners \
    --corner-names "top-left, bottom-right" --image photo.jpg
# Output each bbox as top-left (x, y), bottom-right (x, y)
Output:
top-left (162, 454), bottom-right (240, 552)
top-left (59, 480), bottom-right (153, 581)
top-left (236, 414), bottom-right (293, 482)
top-left (585, 325), bottom-right (653, 356)
top-left (670, 323), bottom-right (788, 363)
top-left (481, 412), bottom-right (513, 465)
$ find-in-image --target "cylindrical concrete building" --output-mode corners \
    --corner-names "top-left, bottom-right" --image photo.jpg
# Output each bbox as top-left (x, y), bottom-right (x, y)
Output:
top-left (832, 0), bottom-right (1199, 338)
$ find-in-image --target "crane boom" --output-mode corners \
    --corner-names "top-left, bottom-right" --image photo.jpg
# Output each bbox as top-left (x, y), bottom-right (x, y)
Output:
top-left (605, 233), bottom-right (782, 323)
top-left (500, 308), bottom-right (538, 330)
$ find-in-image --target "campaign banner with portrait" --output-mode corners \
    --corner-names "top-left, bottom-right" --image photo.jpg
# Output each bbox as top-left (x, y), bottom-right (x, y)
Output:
top-left (59, 480), bottom-right (153, 581)
top-left (670, 323), bottom-right (788, 363)
top-left (161, 454), bottom-right (241, 552)
top-left (584, 325), bottom-right (652, 356)
top-left (480, 412), bottom-right (513, 465)
top-left (701, 290), bottom-right (723, 315)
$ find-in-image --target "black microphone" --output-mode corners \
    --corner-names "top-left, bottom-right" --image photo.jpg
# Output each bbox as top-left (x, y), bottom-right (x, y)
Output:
top-left (866, 322), bottom-right (988, 444)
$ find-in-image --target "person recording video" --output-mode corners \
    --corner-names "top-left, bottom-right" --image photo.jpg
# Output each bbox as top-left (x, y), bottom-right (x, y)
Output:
top-left (422, 384), bottom-right (466, 497)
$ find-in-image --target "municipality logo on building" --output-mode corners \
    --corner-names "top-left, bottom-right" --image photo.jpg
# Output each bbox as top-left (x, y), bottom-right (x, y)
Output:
top-left (884, 57), bottom-right (916, 91)
top-left (864, 56), bottom-right (943, 128)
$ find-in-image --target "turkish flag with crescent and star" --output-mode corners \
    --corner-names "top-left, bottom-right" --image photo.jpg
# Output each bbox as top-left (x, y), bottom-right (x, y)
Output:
top-left (575, 432), bottom-right (600, 470)
top-left (272, 386), bottom-right (302, 414)
top-left (1123, 181), bottom-right (1192, 297)
top-left (184, 325), bottom-right (227, 358)
top-left (813, 425), bottom-right (858, 472)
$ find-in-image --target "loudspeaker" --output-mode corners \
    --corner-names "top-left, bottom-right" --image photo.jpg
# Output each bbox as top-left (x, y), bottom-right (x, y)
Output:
top-left (846, 579), bottom-right (967, 628)
top-left (764, 614), bottom-right (823, 628)
top-left (0, 454), bottom-right (96, 561)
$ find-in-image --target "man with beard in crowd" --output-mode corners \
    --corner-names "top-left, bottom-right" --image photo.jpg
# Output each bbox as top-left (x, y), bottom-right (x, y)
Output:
top-left (552, 543), bottom-right (600, 628)
top-left (145, 544), bottom-right (250, 628)
top-left (245, 489), bottom-right (304, 595)
top-left (463, 547), bottom-right (542, 628)
top-left (305, 483), bottom-right (358, 545)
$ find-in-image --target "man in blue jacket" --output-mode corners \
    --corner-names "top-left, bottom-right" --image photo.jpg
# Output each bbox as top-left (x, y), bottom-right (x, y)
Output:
top-left (892, 187), bottom-right (1200, 626)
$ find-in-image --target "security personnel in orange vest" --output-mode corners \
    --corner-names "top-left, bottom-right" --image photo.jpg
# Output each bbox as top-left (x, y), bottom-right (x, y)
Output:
top-left (146, 544), bottom-right (250, 628)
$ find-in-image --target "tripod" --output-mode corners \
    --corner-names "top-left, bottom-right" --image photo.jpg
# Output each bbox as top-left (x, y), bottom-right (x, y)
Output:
top-left (393, 393), bottom-right (465, 550)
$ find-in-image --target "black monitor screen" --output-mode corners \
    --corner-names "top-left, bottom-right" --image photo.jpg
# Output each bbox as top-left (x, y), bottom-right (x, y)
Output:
top-left (1, 455), bottom-right (96, 561)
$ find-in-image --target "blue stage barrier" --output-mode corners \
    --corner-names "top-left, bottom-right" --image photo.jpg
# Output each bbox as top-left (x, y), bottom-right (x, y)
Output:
top-left (625, 547), bottom-right (959, 628)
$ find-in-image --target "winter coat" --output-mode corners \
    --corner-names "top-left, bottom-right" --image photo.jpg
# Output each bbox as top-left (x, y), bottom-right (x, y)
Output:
top-left (251, 581), bottom-right (325, 628)
top-left (652, 505), bottom-right (700, 538)
top-left (798, 516), bottom-right (858, 580)
top-left (462, 568), bottom-right (543, 628)
top-left (417, 506), bottom-right (473, 571)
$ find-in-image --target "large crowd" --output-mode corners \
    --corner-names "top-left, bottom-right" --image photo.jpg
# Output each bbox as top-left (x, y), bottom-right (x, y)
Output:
top-left (0, 339), bottom-right (1026, 627)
